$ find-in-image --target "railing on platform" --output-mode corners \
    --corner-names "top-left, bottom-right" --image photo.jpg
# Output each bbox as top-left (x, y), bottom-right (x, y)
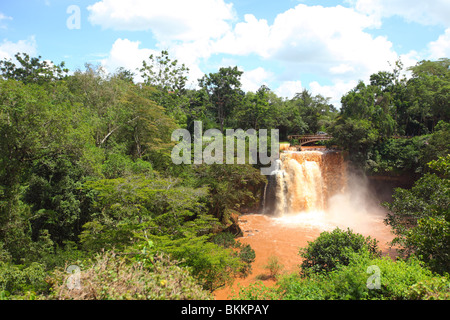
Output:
top-left (287, 134), bottom-right (332, 146)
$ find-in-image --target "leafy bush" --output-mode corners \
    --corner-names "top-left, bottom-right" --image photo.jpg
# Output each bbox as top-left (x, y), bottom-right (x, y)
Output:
top-left (232, 281), bottom-right (282, 300)
top-left (0, 261), bottom-right (48, 299)
top-left (153, 235), bottom-right (252, 291)
top-left (366, 136), bottom-right (427, 175)
top-left (48, 251), bottom-right (212, 300)
top-left (278, 252), bottom-right (450, 300)
top-left (211, 232), bottom-right (236, 248)
top-left (101, 154), bottom-right (153, 179)
top-left (299, 228), bottom-right (381, 274)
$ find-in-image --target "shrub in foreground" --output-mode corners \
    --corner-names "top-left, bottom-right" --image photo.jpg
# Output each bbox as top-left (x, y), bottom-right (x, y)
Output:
top-left (278, 253), bottom-right (449, 300)
top-left (299, 227), bottom-right (381, 274)
top-left (48, 251), bottom-right (212, 300)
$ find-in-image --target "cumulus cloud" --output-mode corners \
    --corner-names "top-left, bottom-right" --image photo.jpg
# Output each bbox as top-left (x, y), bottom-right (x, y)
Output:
top-left (275, 80), bottom-right (303, 100)
top-left (100, 38), bottom-right (157, 82)
top-left (0, 36), bottom-right (37, 60)
top-left (211, 4), bottom-right (400, 105)
top-left (90, 1), bottom-right (448, 107)
top-left (428, 28), bottom-right (450, 60)
top-left (213, 14), bottom-right (271, 57)
top-left (87, 0), bottom-right (236, 42)
top-left (240, 66), bottom-right (273, 92)
top-left (309, 80), bottom-right (358, 107)
top-left (347, 0), bottom-right (450, 28)
top-left (100, 38), bottom-right (206, 88)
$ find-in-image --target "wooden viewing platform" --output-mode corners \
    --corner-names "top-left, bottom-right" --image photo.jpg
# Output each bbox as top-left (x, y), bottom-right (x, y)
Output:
top-left (287, 134), bottom-right (332, 146)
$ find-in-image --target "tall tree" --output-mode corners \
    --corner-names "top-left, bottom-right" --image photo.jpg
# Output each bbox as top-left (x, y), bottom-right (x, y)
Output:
top-left (232, 85), bottom-right (273, 130)
top-left (406, 59), bottom-right (450, 133)
top-left (139, 50), bottom-right (190, 126)
top-left (198, 66), bottom-right (244, 132)
top-left (139, 50), bottom-right (189, 94)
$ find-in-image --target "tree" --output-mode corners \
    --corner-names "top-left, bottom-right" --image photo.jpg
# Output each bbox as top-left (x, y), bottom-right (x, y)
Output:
top-left (0, 79), bottom-right (72, 215)
top-left (0, 53), bottom-right (68, 85)
top-left (232, 85), bottom-right (272, 130)
top-left (139, 51), bottom-right (190, 126)
top-left (0, 78), bottom-right (79, 262)
top-left (327, 117), bottom-right (378, 165)
top-left (194, 163), bottom-right (266, 223)
top-left (139, 50), bottom-right (189, 94)
top-left (290, 89), bottom-right (335, 134)
top-left (384, 155), bottom-right (450, 274)
top-left (198, 66), bottom-right (244, 132)
top-left (405, 59), bottom-right (450, 133)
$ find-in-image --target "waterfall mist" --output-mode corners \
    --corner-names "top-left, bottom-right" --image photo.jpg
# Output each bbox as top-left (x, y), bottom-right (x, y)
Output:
top-left (265, 150), bottom-right (389, 236)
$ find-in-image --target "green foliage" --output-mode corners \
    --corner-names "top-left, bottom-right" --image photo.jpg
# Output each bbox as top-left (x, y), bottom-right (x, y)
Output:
top-left (289, 89), bottom-right (336, 134)
top-left (299, 228), bottom-right (381, 274)
top-left (327, 117), bottom-right (379, 165)
top-left (199, 66), bottom-right (244, 132)
top-left (152, 235), bottom-right (247, 291)
top-left (101, 154), bottom-right (153, 179)
top-left (384, 156), bottom-right (450, 274)
top-left (48, 251), bottom-right (212, 300)
top-left (278, 253), bottom-right (449, 300)
top-left (139, 50), bottom-right (189, 94)
top-left (0, 261), bottom-right (48, 299)
top-left (366, 136), bottom-right (428, 175)
top-left (232, 281), bottom-right (282, 300)
top-left (238, 244), bottom-right (256, 275)
top-left (24, 155), bottom-right (93, 245)
top-left (79, 174), bottom-right (210, 251)
top-left (194, 163), bottom-right (266, 221)
top-left (0, 53), bottom-right (68, 85)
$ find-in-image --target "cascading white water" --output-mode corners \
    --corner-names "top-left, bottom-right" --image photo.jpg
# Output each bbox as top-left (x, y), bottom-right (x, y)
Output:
top-left (269, 150), bottom-right (346, 216)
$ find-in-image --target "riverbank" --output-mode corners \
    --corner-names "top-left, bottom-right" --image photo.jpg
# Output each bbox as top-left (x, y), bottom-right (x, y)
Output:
top-left (214, 210), bottom-right (396, 300)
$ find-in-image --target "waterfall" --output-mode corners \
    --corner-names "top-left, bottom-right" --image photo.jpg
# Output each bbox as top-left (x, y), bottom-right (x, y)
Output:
top-left (264, 150), bottom-right (346, 216)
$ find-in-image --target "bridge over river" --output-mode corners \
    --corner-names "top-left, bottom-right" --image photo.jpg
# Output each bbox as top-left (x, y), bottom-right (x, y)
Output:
top-left (287, 134), bottom-right (332, 146)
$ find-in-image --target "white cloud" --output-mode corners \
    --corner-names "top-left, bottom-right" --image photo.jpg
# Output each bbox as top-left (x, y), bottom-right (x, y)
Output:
top-left (213, 14), bottom-right (271, 57)
top-left (240, 66), bottom-right (273, 93)
top-left (309, 80), bottom-right (358, 108)
top-left (209, 4), bottom-right (400, 104)
top-left (87, 0), bottom-right (235, 42)
top-left (92, 2), bottom-right (448, 107)
top-left (330, 64), bottom-right (355, 75)
top-left (267, 4), bottom-right (397, 80)
top-left (275, 80), bottom-right (303, 100)
top-left (88, 0), bottom-right (237, 87)
top-left (100, 38), bottom-right (157, 82)
top-left (100, 38), bottom-right (206, 88)
top-left (428, 28), bottom-right (450, 60)
top-left (0, 36), bottom-right (38, 60)
top-left (0, 12), bottom-right (13, 21)
top-left (347, 0), bottom-right (450, 27)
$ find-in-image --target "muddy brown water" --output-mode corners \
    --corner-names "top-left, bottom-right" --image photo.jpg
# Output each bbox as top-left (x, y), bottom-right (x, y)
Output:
top-left (214, 210), bottom-right (396, 300)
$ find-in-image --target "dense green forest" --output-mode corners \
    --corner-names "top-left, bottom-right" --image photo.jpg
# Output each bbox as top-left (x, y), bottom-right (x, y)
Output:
top-left (0, 51), bottom-right (448, 300)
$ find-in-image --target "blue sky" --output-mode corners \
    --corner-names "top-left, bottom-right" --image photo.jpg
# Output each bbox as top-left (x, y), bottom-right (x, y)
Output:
top-left (1, 0), bottom-right (449, 106)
